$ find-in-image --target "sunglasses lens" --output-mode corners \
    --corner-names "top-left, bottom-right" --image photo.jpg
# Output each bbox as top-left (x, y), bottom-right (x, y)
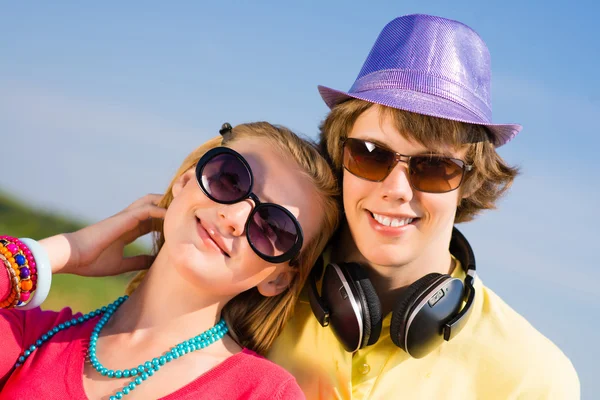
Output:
top-left (199, 153), bottom-right (251, 202)
top-left (248, 205), bottom-right (299, 259)
top-left (344, 139), bottom-right (467, 193)
top-left (409, 156), bottom-right (465, 193)
top-left (343, 138), bottom-right (395, 181)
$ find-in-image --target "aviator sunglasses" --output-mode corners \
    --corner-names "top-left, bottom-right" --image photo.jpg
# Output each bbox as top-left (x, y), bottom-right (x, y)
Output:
top-left (342, 138), bottom-right (473, 193)
top-left (195, 146), bottom-right (303, 264)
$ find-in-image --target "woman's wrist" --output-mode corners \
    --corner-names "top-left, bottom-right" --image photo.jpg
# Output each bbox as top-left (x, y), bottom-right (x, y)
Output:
top-left (39, 234), bottom-right (74, 275)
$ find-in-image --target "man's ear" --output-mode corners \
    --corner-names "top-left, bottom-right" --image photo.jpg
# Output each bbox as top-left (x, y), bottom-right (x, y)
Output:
top-left (171, 169), bottom-right (196, 198)
top-left (256, 266), bottom-right (297, 297)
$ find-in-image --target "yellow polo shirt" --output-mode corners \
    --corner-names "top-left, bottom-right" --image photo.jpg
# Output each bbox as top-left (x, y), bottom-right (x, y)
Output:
top-left (267, 258), bottom-right (580, 399)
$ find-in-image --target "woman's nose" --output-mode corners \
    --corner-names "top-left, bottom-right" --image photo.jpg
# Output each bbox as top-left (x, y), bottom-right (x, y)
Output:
top-left (216, 200), bottom-right (254, 236)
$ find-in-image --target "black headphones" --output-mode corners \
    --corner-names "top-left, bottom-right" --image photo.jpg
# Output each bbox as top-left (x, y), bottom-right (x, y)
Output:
top-left (308, 227), bottom-right (476, 359)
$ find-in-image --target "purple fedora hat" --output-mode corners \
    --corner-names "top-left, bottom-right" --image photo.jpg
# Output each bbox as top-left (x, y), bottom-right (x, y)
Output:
top-left (318, 14), bottom-right (522, 146)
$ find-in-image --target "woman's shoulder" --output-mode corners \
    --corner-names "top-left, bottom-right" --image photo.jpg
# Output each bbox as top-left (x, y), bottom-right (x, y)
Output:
top-left (237, 349), bottom-right (305, 398)
top-left (1, 306), bottom-right (87, 343)
top-left (231, 349), bottom-right (299, 383)
top-left (4, 305), bottom-right (82, 324)
top-left (197, 348), bottom-right (305, 399)
top-left (237, 348), bottom-right (296, 375)
top-left (2, 305), bottom-right (80, 326)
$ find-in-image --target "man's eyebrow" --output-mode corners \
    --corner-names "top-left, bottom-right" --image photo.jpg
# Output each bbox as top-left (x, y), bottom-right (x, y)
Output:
top-left (356, 137), bottom-right (394, 151)
top-left (355, 136), bottom-right (455, 157)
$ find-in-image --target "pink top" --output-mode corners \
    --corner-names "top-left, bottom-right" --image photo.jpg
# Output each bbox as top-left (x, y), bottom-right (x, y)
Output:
top-left (0, 306), bottom-right (305, 399)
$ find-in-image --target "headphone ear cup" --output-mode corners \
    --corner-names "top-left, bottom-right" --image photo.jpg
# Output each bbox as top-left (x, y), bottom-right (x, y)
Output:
top-left (390, 273), bottom-right (444, 350)
top-left (343, 262), bottom-right (382, 347)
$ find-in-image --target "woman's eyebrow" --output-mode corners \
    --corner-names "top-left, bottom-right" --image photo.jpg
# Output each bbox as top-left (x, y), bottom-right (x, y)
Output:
top-left (256, 191), bottom-right (276, 204)
top-left (251, 180), bottom-right (277, 204)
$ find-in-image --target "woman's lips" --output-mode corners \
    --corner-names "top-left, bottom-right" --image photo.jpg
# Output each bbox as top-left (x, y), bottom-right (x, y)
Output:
top-left (196, 218), bottom-right (229, 256)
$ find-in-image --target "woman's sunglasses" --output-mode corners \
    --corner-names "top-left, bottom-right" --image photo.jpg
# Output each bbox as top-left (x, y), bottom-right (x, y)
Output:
top-left (195, 147), bottom-right (303, 264)
top-left (342, 138), bottom-right (473, 193)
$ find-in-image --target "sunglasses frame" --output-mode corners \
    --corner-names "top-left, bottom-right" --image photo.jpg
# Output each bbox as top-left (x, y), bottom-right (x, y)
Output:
top-left (342, 138), bottom-right (473, 194)
top-left (195, 146), bottom-right (304, 264)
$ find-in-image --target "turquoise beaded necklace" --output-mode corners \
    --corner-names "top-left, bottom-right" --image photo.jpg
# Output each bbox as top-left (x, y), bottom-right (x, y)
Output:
top-left (14, 296), bottom-right (229, 400)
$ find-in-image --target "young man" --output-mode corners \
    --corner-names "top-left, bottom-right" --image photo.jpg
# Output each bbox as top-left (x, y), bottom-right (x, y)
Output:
top-left (267, 14), bottom-right (579, 399)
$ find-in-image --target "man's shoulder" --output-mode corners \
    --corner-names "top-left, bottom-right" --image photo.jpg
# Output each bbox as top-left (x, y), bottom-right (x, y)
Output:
top-left (466, 283), bottom-right (580, 398)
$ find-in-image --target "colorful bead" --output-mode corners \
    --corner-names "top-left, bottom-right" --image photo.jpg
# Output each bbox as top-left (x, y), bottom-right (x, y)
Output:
top-left (15, 254), bottom-right (26, 266)
top-left (20, 280), bottom-right (33, 291)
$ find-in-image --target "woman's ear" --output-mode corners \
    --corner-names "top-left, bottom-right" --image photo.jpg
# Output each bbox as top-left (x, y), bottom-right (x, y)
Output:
top-left (256, 265), bottom-right (296, 297)
top-left (171, 168), bottom-right (196, 198)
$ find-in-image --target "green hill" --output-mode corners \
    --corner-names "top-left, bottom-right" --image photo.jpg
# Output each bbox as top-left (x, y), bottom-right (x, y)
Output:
top-left (0, 189), bottom-right (147, 312)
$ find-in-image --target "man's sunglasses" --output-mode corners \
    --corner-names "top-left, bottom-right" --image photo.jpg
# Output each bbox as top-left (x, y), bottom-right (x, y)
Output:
top-left (342, 138), bottom-right (473, 193)
top-left (195, 147), bottom-right (303, 264)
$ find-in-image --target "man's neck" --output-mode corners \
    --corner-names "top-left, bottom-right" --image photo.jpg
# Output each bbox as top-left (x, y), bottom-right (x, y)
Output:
top-left (330, 223), bottom-right (455, 316)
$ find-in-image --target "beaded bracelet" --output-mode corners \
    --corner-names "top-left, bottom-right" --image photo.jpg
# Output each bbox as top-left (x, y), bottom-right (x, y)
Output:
top-left (0, 253), bottom-right (21, 308)
top-left (17, 238), bottom-right (51, 310)
top-left (0, 237), bottom-right (51, 310)
top-left (0, 237), bottom-right (36, 305)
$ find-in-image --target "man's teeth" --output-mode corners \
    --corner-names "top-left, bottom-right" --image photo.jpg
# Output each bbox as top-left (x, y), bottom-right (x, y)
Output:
top-left (372, 212), bottom-right (413, 227)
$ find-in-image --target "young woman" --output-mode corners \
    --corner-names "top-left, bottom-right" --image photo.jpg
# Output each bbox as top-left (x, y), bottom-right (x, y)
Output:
top-left (0, 121), bottom-right (339, 399)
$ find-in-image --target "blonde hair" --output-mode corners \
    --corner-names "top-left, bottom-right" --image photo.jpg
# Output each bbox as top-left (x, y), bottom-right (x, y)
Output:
top-left (127, 122), bottom-right (339, 354)
top-left (319, 99), bottom-right (519, 222)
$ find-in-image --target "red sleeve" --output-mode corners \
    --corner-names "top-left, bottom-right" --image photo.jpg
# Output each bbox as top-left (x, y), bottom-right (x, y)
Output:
top-left (0, 307), bottom-right (77, 388)
top-left (275, 378), bottom-right (306, 400)
top-left (0, 308), bottom-right (26, 387)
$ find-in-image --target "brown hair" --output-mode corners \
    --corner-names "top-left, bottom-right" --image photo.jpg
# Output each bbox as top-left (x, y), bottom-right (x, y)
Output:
top-left (319, 99), bottom-right (519, 222)
top-left (127, 122), bottom-right (339, 354)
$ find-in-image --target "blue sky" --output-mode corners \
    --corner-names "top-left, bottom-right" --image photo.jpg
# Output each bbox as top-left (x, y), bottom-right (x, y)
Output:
top-left (1, 1), bottom-right (598, 396)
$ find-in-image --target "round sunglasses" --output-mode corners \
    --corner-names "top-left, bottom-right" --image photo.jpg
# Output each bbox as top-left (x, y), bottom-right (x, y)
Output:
top-left (342, 138), bottom-right (473, 193)
top-left (195, 147), bottom-right (303, 264)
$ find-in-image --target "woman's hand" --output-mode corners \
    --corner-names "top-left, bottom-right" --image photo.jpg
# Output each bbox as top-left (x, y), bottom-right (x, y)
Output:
top-left (41, 194), bottom-right (167, 276)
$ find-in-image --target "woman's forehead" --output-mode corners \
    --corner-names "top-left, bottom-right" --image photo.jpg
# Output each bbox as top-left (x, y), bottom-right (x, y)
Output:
top-left (227, 138), bottom-right (307, 203)
top-left (227, 137), bottom-right (321, 240)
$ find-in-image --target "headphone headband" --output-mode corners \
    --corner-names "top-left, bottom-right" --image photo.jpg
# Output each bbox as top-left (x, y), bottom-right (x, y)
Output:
top-left (443, 227), bottom-right (477, 341)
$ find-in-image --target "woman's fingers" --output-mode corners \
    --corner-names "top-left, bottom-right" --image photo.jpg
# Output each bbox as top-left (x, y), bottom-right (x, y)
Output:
top-left (121, 216), bottom-right (162, 245)
top-left (97, 203), bottom-right (167, 242)
top-left (119, 254), bottom-right (155, 273)
top-left (123, 194), bottom-right (164, 211)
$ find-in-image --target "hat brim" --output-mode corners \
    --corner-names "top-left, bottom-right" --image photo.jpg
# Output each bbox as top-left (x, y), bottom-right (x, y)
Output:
top-left (318, 85), bottom-right (522, 147)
